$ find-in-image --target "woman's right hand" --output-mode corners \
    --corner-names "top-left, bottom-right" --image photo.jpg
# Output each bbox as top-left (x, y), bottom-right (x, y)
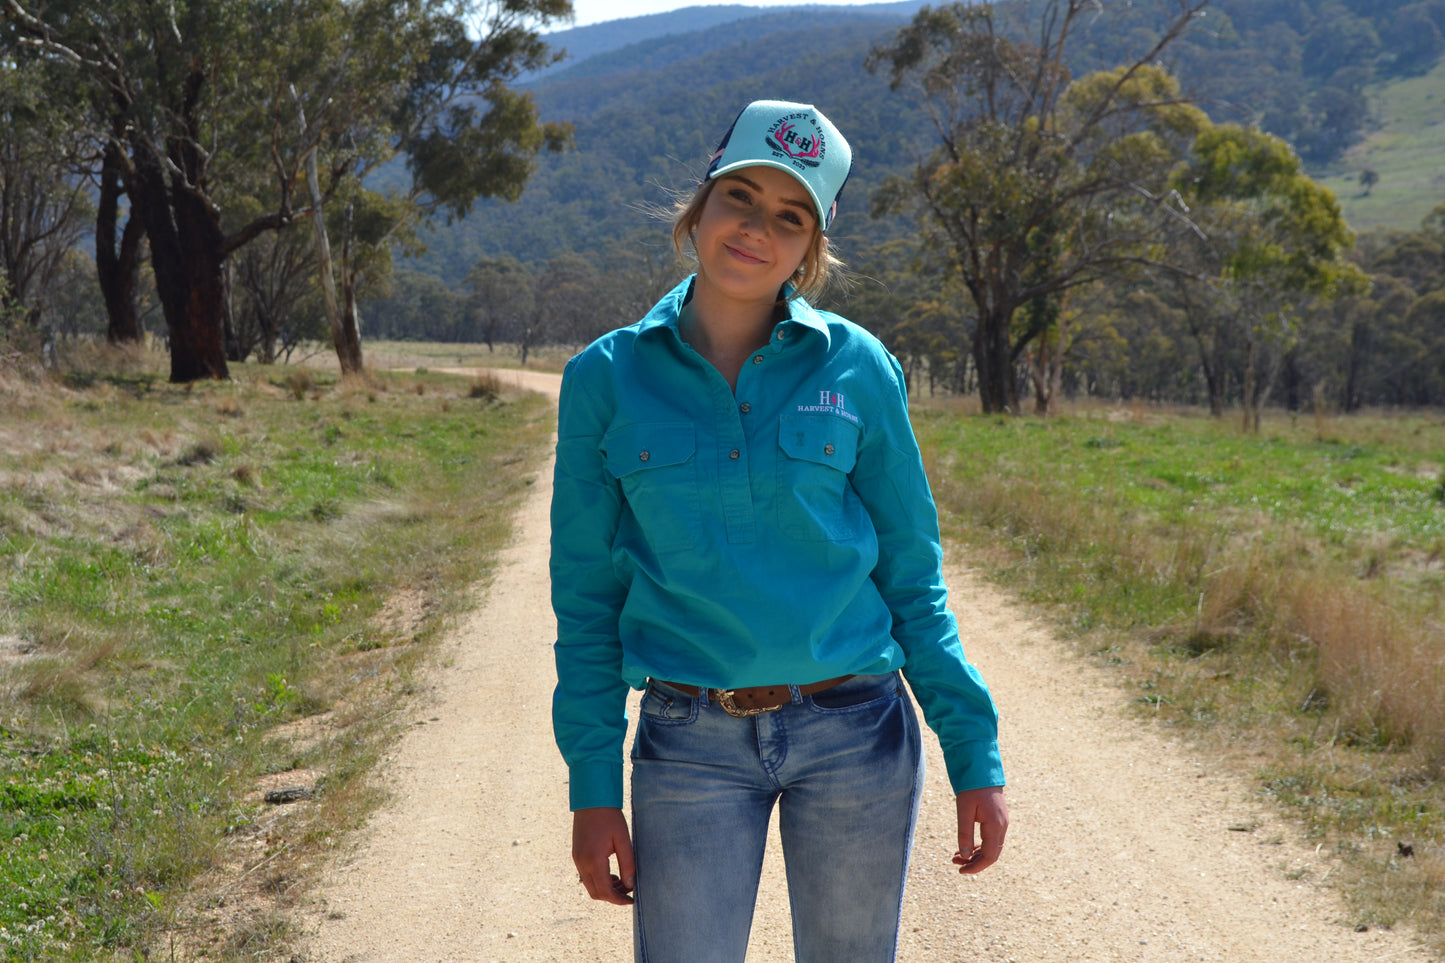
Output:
top-left (572, 807), bottom-right (636, 905)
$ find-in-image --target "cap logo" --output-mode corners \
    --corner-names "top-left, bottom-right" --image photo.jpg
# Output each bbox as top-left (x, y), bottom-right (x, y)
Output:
top-left (763, 113), bottom-right (826, 169)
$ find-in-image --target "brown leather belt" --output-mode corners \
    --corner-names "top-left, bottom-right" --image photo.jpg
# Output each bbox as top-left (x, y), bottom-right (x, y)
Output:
top-left (655, 676), bottom-right (853, 718)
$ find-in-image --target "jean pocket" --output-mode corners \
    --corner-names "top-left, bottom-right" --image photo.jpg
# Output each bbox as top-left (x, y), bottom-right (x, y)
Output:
top-left (638, 682), bottom-right (699, 725)
top-left (806, 673), bottom-right (902, 714)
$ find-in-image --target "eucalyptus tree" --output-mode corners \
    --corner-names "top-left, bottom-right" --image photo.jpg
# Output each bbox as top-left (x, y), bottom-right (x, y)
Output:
top-left (1171, 123), bottom-right (1362, 430)
top-left (4, 0), bottom-right (301, 381)
top-left (0, 57), bottom-right (91, 331)
top-left (526, 251), bottom-right (597, 362)
top-left (4, 0), bottom-right (570, 382)
top-left (285, 0), bottom-right (572, 375)
top-left (466, 255), bottom-right (535, 351)
top-left (230, 203), bottom-right (324, 364)
top-left (867, 0), bottom-right (1211, 414)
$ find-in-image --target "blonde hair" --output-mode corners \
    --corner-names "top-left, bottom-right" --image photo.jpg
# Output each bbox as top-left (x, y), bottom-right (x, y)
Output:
top-left (670, 178), bottom-right (841, 302)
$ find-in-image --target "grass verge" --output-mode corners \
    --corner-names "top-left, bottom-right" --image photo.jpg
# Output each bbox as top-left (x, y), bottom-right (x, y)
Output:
top-left (916, 400), bottom-right (1445, 954)
top-left (0, 347), bottom-right (553, 960)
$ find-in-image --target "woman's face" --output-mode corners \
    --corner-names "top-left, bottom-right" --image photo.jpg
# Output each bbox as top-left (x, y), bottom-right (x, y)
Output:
top-left (692, 166), bottom-right (819, 307)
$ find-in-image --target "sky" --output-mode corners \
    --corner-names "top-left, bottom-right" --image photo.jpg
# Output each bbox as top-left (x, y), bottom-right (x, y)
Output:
top-left (562, 0), bottom-right (891, 29)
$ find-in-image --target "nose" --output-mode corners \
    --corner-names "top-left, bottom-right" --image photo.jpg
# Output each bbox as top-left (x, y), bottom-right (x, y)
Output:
top-left (739, 206), bottom-right (766, 236)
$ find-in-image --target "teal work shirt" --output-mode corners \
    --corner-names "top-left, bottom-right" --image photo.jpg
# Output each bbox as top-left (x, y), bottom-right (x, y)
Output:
top-left (550, 277), bottom-right (1004, 811)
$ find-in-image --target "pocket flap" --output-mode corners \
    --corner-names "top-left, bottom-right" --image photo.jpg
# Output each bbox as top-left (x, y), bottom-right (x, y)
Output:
top-left (779, 413), bottom-right (859, 472)
top-left (604, 423), bottom-right (696, 478)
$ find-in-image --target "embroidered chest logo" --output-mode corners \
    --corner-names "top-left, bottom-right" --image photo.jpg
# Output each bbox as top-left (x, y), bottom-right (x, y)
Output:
top-left (795, 388), bottom-right (860, 424)
top-left (765, 113), bottom-right (827, 170)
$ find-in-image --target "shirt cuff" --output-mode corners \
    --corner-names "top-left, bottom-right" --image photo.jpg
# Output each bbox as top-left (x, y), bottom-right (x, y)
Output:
top-left (568, 761), bottom-right (624, 811)
top-left (944, 744), bottom-right (1007, 794)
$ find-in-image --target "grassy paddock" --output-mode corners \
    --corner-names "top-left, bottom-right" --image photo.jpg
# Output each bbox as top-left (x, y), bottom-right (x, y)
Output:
top-left (0, 344), bottom-right (552, 960)
top-left (915, 398), bottom-right (1445, 951)
top-left (302, 339), bottom-right (581, 375)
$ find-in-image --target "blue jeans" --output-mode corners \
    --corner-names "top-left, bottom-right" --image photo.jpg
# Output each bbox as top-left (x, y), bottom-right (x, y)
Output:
top-left (629, 672), bottom-right (924, 963)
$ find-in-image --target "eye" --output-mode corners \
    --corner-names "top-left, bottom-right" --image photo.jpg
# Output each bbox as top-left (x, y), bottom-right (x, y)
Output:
top-left (779, 209), bottom-right (805, 227)
top-left (726, 187), bottom-right (753, 205)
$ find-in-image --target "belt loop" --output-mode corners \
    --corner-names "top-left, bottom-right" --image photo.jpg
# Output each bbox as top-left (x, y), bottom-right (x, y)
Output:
top-left (698, 686), bottom-right (710, 708)
top-left (788, 683), bottom-right (802, 705)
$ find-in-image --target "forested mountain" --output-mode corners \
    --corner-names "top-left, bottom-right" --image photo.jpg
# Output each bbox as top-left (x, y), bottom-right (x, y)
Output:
top-left (533, 1), bottom-right (929, 81)
top-left (354, 0), bottom-right (1445, 416)
top-left (8, 0), bottom-right (1441, 411)
top-left (401, 0), bottom-right (1445, 288)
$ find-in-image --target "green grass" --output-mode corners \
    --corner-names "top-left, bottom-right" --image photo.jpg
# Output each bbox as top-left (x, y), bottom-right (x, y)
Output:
top-left (344, 338), bottom-right (579, 374)
top-left (1312, 58), bottom-right (1445, 233)
top-left (916, 401), bottom-right (1445, 951)
top-left (0, 355), bottom-right (552, 960)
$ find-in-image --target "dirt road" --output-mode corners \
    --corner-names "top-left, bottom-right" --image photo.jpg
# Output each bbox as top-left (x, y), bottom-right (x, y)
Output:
top-left (300, 370), bottom-right (1433, 962)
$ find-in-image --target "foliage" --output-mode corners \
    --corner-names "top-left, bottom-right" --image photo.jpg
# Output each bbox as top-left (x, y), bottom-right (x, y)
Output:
top-left (281, 0), bottom-right (574, 375)
top-left (1169, 123), bottom-right (1364, 427)
top-left (866, 0), bottom-right (1211, 413)
top-left (0, 59), bottom-right (91, 334)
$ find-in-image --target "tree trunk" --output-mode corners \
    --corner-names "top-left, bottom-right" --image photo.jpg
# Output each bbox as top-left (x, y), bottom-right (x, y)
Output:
top-left (1029, 339), bottom-right (1051, 415)
top-left (974, 304), bottom-right (1017, 414)
top-left (1241, 337), bottom-right (1257, 433)
top-left (298, 116), bottom-right (363, 376)
top-left (337, 251), bottom-right (365, 375)
top-left (96, 142), bottom-right (145, 345)
top-left (223, 260), bottom-right (243, 362)
top-left (1343, 313), bottom-right (1367, 413)
top-left (128, 136), bottom-right (229, 382)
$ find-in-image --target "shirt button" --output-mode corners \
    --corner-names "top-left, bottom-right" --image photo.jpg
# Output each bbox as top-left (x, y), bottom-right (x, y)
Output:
top-left (776, 329), bottom-right (787, 340)
top-left (824, 444), bottom-right (835, 456)
top-left (729, 449), bottom-right (740, 460)
top-left (639, 450), bottom-right (650, 462)
top-left (752, 355), bottom-right (764, 365)
top-left (739, 402), bottom-right (751, 414)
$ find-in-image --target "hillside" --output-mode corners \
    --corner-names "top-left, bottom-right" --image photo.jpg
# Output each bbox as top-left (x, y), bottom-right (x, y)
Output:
top-left (1312, 57), bottom-right (1445, 233)
top-left (405, 0), bottom-right (1445, 285)
top-left (534, 0), bottom-right (930, 80)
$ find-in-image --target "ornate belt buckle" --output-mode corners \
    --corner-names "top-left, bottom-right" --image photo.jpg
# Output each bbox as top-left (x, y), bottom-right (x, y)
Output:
top-left (713, 688), bottom-right (781, 718)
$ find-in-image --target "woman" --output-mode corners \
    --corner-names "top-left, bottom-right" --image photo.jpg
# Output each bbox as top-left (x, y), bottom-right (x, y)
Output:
top-left (551, 99), bottom-right (1007, 963)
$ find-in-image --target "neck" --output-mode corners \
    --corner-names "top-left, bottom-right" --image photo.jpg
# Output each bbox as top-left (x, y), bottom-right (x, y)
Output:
top-left (680, 279), bottom-right (785, 392)
top-left (685, 276), bottom-right (781, 355)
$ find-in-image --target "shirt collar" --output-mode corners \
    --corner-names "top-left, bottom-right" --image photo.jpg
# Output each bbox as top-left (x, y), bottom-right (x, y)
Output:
top-left (636, 276), bottom-right (832, 350)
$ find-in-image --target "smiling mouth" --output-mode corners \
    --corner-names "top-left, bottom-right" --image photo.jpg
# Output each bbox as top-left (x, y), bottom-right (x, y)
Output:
top-left (725, 243), bottom-right (766, 265)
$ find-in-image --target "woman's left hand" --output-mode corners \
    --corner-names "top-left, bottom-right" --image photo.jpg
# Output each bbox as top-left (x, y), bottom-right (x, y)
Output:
top-left (953, 785), bottom-right (1008, 875)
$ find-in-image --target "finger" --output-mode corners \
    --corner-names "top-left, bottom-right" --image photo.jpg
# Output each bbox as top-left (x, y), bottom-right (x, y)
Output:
top-left (615, 833), bottom-right (637, 896)
top-left (958, 812), bottom-right (979, 862)
top-left (607, 873), bottom-right (636, 905)
top-left (978, 812), bottom-right (1007, 865)
top-left (954, 816), bottom-right (1006, 875)
top-left (578, 862), bottom-right (633, 906)
top-left (956, 845), bottom-right (996, 874)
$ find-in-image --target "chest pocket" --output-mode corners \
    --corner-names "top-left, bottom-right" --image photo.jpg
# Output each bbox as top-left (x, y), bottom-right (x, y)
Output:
top-left (604, 422), bottom-right (700, 555)
top-left (777, 412), bottom-right (861, 541)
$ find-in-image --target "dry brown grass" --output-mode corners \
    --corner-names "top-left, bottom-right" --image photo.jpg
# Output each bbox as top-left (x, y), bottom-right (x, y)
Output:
top-left (1283, 576), bottom-right (1445, 761)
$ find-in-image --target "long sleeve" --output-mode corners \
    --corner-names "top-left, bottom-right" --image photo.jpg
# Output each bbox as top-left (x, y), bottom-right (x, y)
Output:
top-left (849, 352), bottom-right (1004, 793)
top-left (550, 354), bottom-right (631, 811)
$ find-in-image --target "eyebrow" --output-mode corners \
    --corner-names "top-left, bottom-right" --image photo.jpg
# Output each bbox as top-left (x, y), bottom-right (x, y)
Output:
top-left (725, 174), bottom-right (817, 223)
